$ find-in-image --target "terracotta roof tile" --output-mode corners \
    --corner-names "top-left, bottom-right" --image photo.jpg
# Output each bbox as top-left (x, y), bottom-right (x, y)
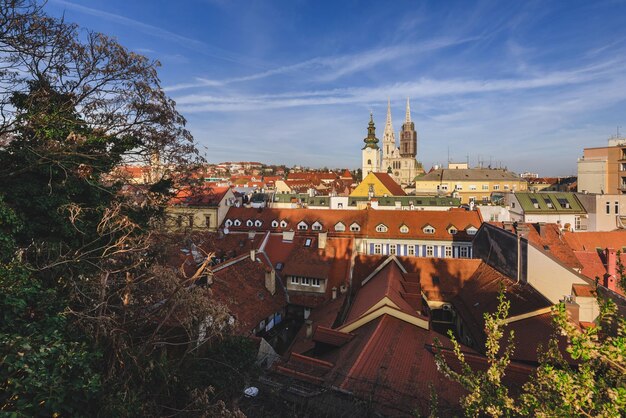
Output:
top-left (372, 172), bottom-right (407, 196)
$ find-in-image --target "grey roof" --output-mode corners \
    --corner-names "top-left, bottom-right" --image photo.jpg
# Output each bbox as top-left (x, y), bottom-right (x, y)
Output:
top-left (417, 168), bottom-right (521, 182)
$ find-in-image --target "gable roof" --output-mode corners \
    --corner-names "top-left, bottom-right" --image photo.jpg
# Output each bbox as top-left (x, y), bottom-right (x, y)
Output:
top-left (417, 168), bottom-right (522, 182)
top-left (513, 192), bottom-right (586, 214)
top-left (371, 172), bottom-right (407, 196)
top-left (221, 207), bottom-right (482, 242)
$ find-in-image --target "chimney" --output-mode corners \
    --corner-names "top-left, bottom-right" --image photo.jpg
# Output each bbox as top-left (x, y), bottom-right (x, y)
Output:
top-left (605, 248), bottom-right (617, 291)
top-left (250, 249), bottom-right (256, 262)
top-left (515, 223), bottom-right (530, 239)
top-left (332, 286), bottom-right (337, 300)
top-left (265, 270), bottom-right (276, 295)
top-left (305, 319), bottom-right (313, 338)
top-left (537, 222), bottom-right (546, 238)
top-left (318, 231), bottom-right (327, 250)
top-left (564, 297), bottom-right (580, 326)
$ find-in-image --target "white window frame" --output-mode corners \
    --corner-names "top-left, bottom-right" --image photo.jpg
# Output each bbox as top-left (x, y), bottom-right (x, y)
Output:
top-left (449, 227), bottom-right (457, 235)
top-left (376, 224), bottom-right (388, 233)
top-left (254, 220), bottom-right (262, 227)
top-left (426, 245), bottom-right (434, 257)
top-left (493, 184), bottom-right (500, 191)
top-left (335, 222), bottom-right (345, 232)
top-left (350, 222), bottom-right (361, 232)
top-left (312, 221), bottom-right (322, 231)
top-left (423, 226), bottom-right (435, 234)
top-left (297, 221), bottom-right (308, 230)
top-left (280, 220), bottom-right (288, 228)
top-left (246, 219), bottom-right (254, 227)
top-left (460, 247), bottom-right (469, 258)
top-left (234, 219), bottom-right (242, 226)
top-left (301, 277), bottom-right (311, 286)
top-left (374, 244), bottom-right (382, 255)
top-left (271, 220), bottom-right (279, 228)
top-left (482, 184), bottom-right (489, 191)
top-left (466, 227), bottom-right (477, 235)
top-left (225, 219), bottom-right (233, 227)
top-left (389, 244), bottom-right (397, 255)
top-left (445, 246), bottom-right (452, 257)
top-left (408, 246), bottom-right (415, 256)
top-left (290, 276), bottom-right (299, 285)
top-left (311, 278), bottom-right (321, 287)
top-left (400, 225), bottom-right (409, 234)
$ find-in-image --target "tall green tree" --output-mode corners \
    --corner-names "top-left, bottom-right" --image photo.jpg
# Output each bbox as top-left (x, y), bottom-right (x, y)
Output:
top-left (0, 2), bottom-right (239, 416)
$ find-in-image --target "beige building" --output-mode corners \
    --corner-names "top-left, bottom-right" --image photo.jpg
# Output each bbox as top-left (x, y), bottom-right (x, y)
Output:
top-left (575, 193), bottom-right (626, 231)
top-left (414, 166), bottom-right (527, 204)
top-left (578, 137), bottom-right (626, 194)
top-left (166, 186), bottom-right (238, 232)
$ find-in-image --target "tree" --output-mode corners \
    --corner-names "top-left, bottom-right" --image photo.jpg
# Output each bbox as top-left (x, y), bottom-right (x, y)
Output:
top-left (435, 291), bottom-right (626, 418)
top-left (0, 2), bottom-right (242, 416)
top-left (435, 291), bottom-right (520, 417)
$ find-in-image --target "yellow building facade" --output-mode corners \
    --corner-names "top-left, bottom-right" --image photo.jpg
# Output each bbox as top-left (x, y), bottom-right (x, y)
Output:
top-left (414, 168), bottom-right (528, 204)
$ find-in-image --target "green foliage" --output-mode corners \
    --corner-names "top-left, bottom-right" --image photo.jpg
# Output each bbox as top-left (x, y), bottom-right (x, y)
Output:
top-left (435, 290), bottom-right (626, 418)
top-left (0, 263), bottom-right (101, 416)
top-left (435, 290), bottom-right (519, 417)
top-left (521, 300), bottom-right (626, 417)
top-left (0, 196), bottom-right (21, 262)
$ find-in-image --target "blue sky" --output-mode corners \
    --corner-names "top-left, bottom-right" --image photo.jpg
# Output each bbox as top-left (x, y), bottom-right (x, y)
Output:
top-left (45, 0), bottom-right (626, 175)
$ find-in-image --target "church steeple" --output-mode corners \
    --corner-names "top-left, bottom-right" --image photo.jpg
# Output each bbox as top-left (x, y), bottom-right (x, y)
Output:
top-left (400, 97), bottom-right (417, 157)
top-left (385, 99), bottom-right (393, 134)
top-left (405, 97), bottom-right (411, 124)
top-left (363, 112), bottom-right (379, 149)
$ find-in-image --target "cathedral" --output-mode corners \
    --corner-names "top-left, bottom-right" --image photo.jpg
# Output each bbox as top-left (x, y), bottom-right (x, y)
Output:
top-left (361, 98), bottom-right (423, 185)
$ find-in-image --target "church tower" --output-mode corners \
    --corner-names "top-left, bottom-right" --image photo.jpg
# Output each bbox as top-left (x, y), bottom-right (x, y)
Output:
top-left (381, 99), bottom-right (396, 173)
top-left (361, 113), bottom-right (380, 180)
top-left (399, 97), bottom-right (417, 157)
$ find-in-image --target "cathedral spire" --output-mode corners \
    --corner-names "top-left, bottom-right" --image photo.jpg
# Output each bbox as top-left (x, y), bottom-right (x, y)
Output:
top-left (384, 98), bottom-right (393, 135)
top-left (405, 97), bottom-right (411, 124)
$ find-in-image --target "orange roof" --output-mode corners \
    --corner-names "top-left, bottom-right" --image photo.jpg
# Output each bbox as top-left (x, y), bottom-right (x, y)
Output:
top-left (372, 172), bottom-right (406, 196)
top-left (170, 185), bottom-right (231, 207)
top-left (211, 257), bottom-right (286, 333)
top-left (562, 230), bottom-right (626, 252)
top-left (223, 207), bottom-right (482, 242)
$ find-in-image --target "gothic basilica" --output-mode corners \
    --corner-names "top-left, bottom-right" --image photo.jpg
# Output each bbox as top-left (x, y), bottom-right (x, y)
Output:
top-left (361, 98), bottom-right (424, 185)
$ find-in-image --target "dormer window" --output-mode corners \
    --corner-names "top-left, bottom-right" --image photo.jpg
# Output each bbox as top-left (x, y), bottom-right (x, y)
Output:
top-left (466, 226), bottom-right (478, 235)
top-left (280, 220), bottom-right (288, 228)
top-left (271, 220), bottom-right (279, 228)
top-left (335, 222), bottom-right (346, 232)
top-left (312, 221), bottom-right (323, 231)
top-left (400, 224), bottom-right (409, 234)
top-left (448, 226), bottom-right (457, 235)
top-left (423, 225), bottom-right (435, 234)
top-left (233, 219), bottom-right (242, 226)
top-left (375, 224), bottom-right (388, 233)
top-left (350, 222), bottom-right (361, 232)
top-left (246, 219), bottom-right (254, 227)
top-left (224, 219), bottom-right (233, 227)
top-left (254, 220), bottom-right (262, 227)
top-left (297, 221), bottom-right (308, 230)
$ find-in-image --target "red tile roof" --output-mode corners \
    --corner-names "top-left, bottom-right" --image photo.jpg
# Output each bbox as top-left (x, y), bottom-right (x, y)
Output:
top-left (562, 230), bottom-right (626, 252)
top-left (211, 256), bottom-right (286, 334)
top-left (170, 185), bottom-right (231, 207)
top-left (489, 222), bottom-right (582, 270)
top-left (372, 172), bottom-right (406, 196)
top-left (451, 263), bottom-right (552, 362)
top-left (223, 207), bottom-right (482, 242)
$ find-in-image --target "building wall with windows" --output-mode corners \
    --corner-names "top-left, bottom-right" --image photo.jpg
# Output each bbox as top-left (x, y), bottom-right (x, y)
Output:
top-left (575, 193), bottom-right (626, 231)
top-left (414, 167), bottom-right (527, 204)
top-left (577, 138), bottom-right (626, 195)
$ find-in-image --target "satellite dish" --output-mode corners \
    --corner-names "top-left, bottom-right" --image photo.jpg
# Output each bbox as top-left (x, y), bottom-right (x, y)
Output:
top-left (243, 387), bottom-right (258, 397)
top-left (224, 227), bottom-right (230, 235)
